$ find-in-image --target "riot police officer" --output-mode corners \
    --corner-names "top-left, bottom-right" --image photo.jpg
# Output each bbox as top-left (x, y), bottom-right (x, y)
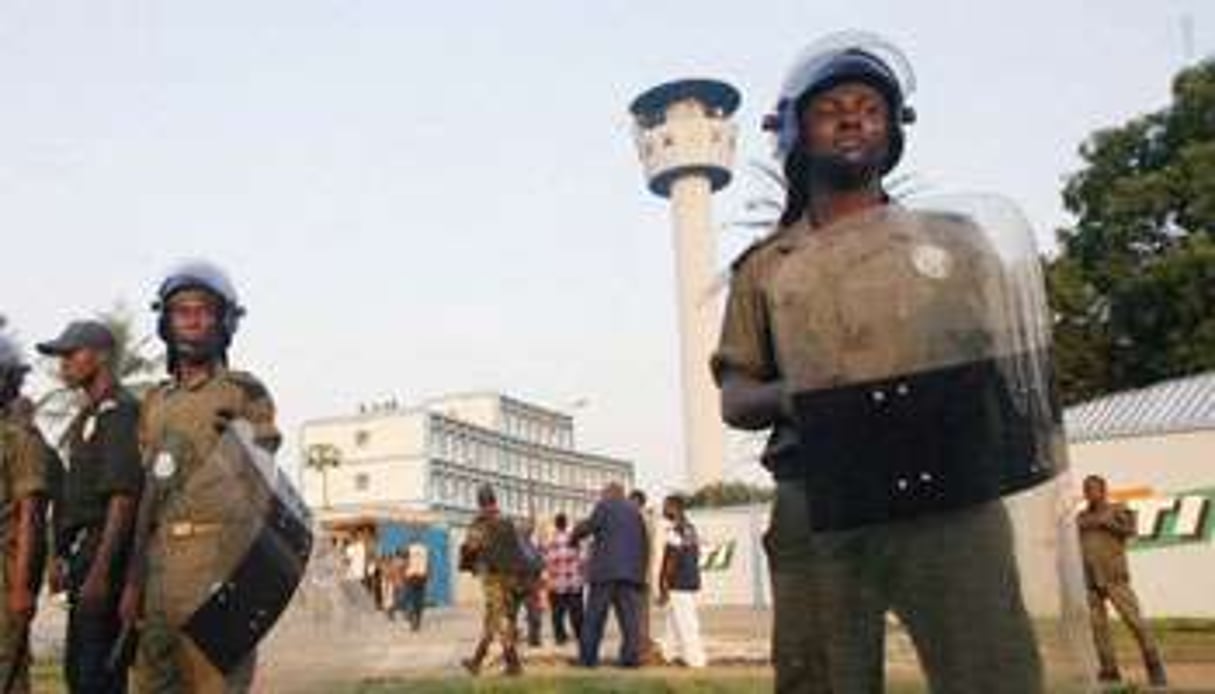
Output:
top-left (120, 261), bottom-right (284, 692)
top-left (713, 32), bottom-right (1069, 693)
top-left (0, 329), bottom-right (51, 694)
top-left (38, 320), bottom-right (143, 693)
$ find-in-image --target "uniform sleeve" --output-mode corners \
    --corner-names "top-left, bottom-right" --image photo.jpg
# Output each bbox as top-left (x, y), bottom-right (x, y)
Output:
top-left (138, 387), bottom-right (162, 461)
top-left (233, 373), bottom-right (283, 453)
top-left (8, 427), bottom-right (48, 500)
top-left (97, 401), bottom-right (145, 497)
top-left (711, 257), bottom-right (778, 384)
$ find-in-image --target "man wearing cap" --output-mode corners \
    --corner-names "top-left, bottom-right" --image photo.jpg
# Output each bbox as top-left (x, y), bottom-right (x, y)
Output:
top-left (714, 32), bottom-right (1048, 693)
top-left (0, 329), bottom-right (51, 693)
top-left (38, 321), bottom-right (143, 693)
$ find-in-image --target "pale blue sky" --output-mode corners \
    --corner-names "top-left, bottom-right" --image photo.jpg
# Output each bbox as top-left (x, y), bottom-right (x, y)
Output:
top-left (2, 1), bottom-right (1212, 492)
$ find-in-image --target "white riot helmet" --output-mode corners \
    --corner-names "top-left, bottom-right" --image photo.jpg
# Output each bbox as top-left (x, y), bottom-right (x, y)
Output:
top-left (152, 259), bottom-right (245, 367)
top-left (764, 30), bottom-right (917, 170)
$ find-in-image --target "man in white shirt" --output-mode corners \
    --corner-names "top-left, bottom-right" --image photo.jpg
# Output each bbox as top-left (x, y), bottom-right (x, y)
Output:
top-left (402, 541), bottom-right (430, 631)
top-left (658, 494), bottom-right (707, 668)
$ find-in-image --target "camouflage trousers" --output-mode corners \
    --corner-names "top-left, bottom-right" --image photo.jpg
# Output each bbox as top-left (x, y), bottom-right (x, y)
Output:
top-left (477, 574), bottom-right (522, 651)
top-left (0, 604), bottom-right (30, 694)
top-left (132, 532), bottom-right (256, 693)
top-left (764, 480), bottom-right (1043, 694)
top-left (132, 615), bottom-right (256, 694)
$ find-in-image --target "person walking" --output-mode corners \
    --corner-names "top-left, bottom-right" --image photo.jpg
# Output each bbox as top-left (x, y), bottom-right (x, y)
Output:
top-left (571, 482), bottom-right (647, 668)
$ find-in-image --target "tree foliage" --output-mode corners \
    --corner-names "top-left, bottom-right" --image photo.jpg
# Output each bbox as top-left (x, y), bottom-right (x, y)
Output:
top-left (1050, 60), bottom-right (1215, 403)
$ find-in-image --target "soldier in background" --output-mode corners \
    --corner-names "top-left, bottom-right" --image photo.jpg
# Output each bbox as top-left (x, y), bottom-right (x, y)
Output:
top-left (460, 484), bottom-right (526, 676)
top-left (119, 260), bottom-right (284, 692)
top-left (1078, 475), bottom-right (1167, 686)
top-left (38, 321), bottom-right (143, 693)
top-left (0, 331), bottom-right (51, 693)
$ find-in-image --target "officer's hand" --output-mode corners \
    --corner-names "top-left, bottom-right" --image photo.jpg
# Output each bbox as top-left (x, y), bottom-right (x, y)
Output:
top-left (656, 589), bottom-right (670, 607)
top-left (118, 584), bottom-right (142, 626)
top-left (7, 586), bottom-right (35, 624)
top-left (80, 569), bottom-right (110, 614)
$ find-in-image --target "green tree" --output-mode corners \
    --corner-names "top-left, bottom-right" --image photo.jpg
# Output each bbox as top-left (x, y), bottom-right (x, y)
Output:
top-left (1050, 60), bottom-right (1215, 403)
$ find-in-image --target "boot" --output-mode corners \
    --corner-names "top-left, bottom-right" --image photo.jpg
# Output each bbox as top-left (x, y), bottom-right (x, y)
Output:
top-left (1096, 666), bottom-right (1121, 683)
top-left (462, 639), bottom-right (490, 676)
top-left (503, 645), bottom-right (524, 676)
top-left (1145, 654), bottom-right (1168, 687)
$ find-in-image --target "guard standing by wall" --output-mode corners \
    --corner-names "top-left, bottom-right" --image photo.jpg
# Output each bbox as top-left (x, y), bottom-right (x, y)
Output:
top-left (1078, 474), bottom-right (1167, 686)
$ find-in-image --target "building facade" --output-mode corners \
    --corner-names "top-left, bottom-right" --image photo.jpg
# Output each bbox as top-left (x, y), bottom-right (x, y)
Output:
top-left (299, 392), bottom-right (634, 524)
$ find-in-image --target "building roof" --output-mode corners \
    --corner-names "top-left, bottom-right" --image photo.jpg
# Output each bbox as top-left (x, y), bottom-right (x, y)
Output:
top-left (1064, 371), bottom-right (1215, 442)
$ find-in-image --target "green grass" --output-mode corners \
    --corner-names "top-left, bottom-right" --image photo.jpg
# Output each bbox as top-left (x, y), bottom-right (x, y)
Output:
top-left (350, 673), bottom-right (774, 694)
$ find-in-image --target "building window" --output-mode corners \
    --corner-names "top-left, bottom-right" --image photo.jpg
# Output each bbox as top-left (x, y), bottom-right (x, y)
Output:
top-left (354, 473), bottom-right (370, 491)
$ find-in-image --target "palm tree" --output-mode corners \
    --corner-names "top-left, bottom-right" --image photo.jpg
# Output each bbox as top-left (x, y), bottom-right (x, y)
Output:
top-left (304, 443), bottom-right (342, 509)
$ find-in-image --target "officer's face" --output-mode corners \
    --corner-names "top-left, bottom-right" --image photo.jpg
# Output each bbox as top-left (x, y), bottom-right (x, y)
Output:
top-left (58, 347), bottom-right (105, 388)
top-left (800, 82), bottom-right (890, 168)
top-left (1083, 478), bottom-right (1107, 505)
top-left (167, 290), bottom-right (219, 342)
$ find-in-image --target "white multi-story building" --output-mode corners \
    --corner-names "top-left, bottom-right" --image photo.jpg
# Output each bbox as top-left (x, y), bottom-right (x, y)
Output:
top-left (298, 392), bottom-right (634, 523)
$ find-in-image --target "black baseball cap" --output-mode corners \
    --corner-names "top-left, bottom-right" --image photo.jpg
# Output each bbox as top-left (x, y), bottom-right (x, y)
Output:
top-left (36, 320), bottom-right (115, 356)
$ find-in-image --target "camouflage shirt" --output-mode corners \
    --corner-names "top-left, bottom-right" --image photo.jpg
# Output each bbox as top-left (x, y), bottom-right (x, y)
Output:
top-left (465, 511), bottom-right (525, 578)
top-left (0, 404), bottom-right (49, 549)
top-left (139, 367), bottom-right (280, 523)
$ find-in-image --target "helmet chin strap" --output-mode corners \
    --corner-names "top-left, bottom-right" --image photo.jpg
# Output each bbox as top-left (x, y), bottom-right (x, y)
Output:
top-left (807, 149), bottom-right (885, 193)
top-left (167, 333), bottom-right (228, 373)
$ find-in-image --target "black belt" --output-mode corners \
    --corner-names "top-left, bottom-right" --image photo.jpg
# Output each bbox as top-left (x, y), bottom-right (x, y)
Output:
top-left (791, 351), bottom-right (1062, 531)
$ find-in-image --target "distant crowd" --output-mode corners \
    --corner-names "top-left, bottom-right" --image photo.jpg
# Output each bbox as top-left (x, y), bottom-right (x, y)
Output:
top-left (334, 482), bottom-right (706, 677)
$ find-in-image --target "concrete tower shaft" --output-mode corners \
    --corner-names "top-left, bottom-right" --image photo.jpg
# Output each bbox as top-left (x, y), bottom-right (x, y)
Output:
top-left (629, 79), bottom-right (740, 490)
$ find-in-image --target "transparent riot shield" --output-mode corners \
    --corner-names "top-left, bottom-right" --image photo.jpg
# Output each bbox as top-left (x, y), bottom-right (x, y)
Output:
top-left (149, 420), bottom-right (313, 674)
top-left (767, 194), bottom-right (1096, 692)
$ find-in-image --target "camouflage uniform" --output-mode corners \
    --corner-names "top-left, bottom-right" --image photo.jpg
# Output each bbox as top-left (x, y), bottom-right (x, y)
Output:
top-left (133, 367), bottom-right (280, 694)
top-left (1078, 502), bottom-right (1166, 682)
top-left (463, 511), bottom-right (524, 674)
top-left (0, 405), bottom-right (50, 694)
top-left (714, 207), bottom-right (1043, 693)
